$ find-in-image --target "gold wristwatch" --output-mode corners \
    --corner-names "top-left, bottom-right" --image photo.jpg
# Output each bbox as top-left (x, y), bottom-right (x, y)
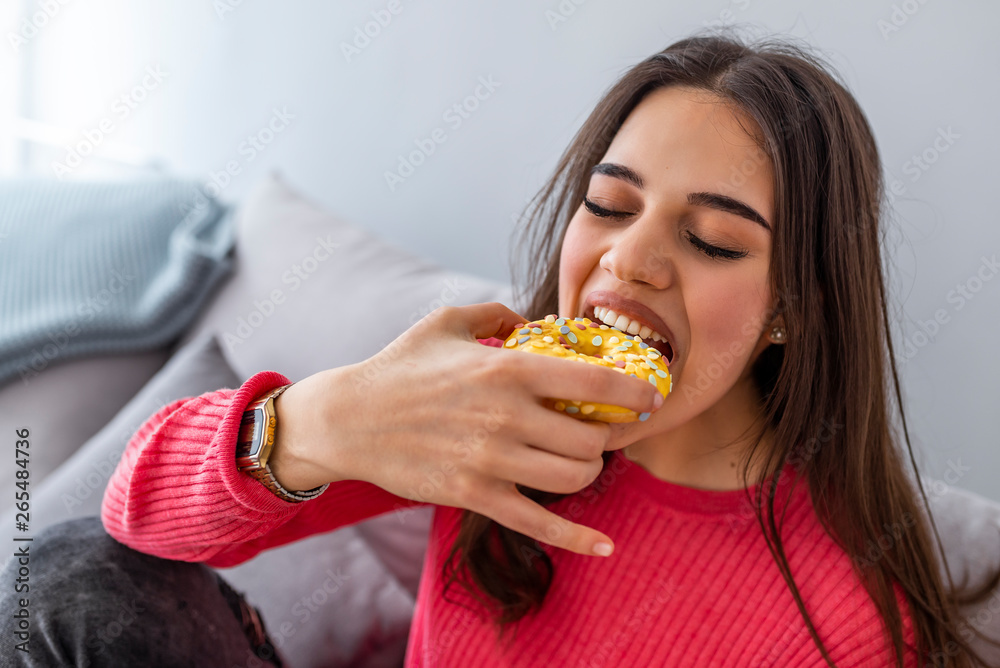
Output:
top-left (236, 383), bottom-right (329, 503)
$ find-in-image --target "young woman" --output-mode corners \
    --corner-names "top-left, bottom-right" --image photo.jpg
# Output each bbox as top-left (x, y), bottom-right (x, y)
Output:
top-left (4, 32), bottom-right (998, 667)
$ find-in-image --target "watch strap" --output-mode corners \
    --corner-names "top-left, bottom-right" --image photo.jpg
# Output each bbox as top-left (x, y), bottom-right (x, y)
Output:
top-left (246, 463), bottom-right (330, 503)
top-left (238, 383), bottom-right (330, 504)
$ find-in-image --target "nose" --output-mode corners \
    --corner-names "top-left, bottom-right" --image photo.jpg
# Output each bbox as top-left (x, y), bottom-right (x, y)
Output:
top-left (598, 217), bottom-right (675, 293)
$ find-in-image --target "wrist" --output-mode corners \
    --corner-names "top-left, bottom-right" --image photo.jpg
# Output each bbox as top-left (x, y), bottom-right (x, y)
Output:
top-left (268, 376), bottom-right (342, 491)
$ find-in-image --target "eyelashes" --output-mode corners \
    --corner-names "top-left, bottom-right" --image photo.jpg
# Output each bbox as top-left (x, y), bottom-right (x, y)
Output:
top-left (582, 197), bottom-right (630, 220)
top-left (683, 231), bottom-right (748, 260)
top-left (582, 197), bottom-right (749, 261)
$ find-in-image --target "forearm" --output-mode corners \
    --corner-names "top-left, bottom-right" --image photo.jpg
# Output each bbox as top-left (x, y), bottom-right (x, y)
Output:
top-left (100, 371), bottom-right (304, 563)
top-left (100, 368), bottom-right (426, 567)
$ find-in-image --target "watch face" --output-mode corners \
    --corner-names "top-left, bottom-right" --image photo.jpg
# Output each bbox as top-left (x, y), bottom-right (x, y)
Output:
top-left (238, 407), bottom-right (266, 457)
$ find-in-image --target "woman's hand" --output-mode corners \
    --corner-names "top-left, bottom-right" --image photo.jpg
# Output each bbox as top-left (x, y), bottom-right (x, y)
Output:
top-left (268, 302), bottom-right (663, 558)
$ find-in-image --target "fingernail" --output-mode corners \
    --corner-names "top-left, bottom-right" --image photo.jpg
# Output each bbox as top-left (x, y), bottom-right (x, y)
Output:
top-left (652, 392), bottom-right (664, 411)
top-left (593, 542), bottom-right (614, 557)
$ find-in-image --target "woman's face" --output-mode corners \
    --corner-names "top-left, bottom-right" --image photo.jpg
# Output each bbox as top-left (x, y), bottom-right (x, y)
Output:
top-left (558, 85), bottom-right (779, 441)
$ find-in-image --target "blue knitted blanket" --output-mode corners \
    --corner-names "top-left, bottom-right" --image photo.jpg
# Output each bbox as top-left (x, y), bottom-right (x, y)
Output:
top-left (0, 178), bottom-right (235, 386)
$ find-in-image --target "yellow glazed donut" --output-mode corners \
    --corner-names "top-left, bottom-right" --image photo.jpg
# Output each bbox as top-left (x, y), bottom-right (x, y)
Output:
top-left (502, 314), bottom-right (672, 423)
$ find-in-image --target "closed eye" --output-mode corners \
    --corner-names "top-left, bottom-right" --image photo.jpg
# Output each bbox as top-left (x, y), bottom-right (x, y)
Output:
top-left (583, 197), bottom-right (633, 220)
top-left (583, 197), bottom-right (748, 261)
top-left (684, 232), bottom-right (748, 261)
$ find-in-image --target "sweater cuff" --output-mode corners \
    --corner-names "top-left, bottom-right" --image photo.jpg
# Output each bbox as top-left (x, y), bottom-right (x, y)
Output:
top-left (217, 369), bottom-right (307, 514)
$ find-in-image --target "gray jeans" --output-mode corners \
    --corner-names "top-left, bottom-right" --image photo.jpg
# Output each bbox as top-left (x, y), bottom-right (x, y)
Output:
top-left (0, 516), bottom-right (283, 668)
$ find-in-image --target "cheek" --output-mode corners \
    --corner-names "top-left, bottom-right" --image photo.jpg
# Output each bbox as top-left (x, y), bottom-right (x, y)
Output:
top-left (558, 218), bottom-right (597, 310)
top-left (689, 273), bottom-right (770, 361)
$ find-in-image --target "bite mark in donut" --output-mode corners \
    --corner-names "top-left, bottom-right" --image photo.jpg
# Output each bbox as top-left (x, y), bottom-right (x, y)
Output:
top-left (501, 314), bottom-right (672, 423)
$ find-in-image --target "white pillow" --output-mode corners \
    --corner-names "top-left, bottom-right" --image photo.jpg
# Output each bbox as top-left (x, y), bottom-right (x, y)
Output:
top-left (175, 172), bottom-right (514, 382)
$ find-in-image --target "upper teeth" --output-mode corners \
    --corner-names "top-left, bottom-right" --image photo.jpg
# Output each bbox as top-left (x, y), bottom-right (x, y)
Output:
top-left (592, 306), bottom-right (669, 344)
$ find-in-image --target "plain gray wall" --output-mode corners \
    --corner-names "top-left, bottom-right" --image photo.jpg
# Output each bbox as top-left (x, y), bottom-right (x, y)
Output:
top-left (5, 0), bottom-right (999, 500)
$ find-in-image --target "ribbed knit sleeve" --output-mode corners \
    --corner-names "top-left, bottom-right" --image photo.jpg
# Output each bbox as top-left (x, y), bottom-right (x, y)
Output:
top-left (100, 369), bottom-right (428, 568)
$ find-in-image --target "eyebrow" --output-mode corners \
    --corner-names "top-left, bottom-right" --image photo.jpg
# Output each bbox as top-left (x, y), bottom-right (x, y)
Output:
top-left (590, 162), bottom-right (771, 232)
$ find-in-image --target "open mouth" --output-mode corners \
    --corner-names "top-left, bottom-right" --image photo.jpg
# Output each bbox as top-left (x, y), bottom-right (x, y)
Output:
top-left (582, 306), bottom-right (675, 365)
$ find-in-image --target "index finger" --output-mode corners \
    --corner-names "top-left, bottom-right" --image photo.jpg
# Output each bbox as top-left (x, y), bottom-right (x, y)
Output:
top-left (435, 301), bottom-right (531, 342)
top-left (510, 352), bottom-right (664, 416)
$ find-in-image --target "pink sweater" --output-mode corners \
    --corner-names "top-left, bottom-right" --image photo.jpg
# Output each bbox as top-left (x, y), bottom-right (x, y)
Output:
top-left (101, 338), bottom-right (918, 666)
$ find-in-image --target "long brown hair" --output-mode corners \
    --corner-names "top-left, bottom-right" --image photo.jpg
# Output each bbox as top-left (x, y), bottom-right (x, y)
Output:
top-left (439, 32), bottom-right (1000, 666)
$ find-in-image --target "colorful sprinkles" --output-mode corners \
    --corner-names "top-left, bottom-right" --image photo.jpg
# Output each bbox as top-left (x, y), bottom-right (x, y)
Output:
top-left (500, 313), bottom-right (671, 423)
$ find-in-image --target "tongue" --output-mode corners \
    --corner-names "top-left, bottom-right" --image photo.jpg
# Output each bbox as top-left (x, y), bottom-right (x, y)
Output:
top-left (662, 341), bottom-right (674, 366)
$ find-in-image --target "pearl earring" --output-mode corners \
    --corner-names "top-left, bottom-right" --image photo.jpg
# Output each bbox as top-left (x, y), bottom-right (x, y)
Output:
top-left (769, 326), bottom-right (786, 344)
